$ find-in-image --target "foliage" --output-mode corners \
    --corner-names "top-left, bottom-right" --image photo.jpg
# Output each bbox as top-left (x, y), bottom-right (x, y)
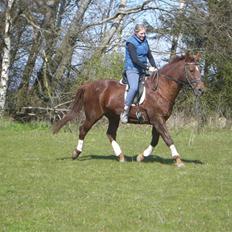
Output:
top-left (75, 52), bottom-right (123, 86)
top-left (159, 0), bottom-right (232, 118)
top-left (202, 62), bottom-right (232, 118)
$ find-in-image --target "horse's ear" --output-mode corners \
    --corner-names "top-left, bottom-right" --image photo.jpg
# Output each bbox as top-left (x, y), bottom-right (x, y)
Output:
top-left (194, 52), bottom-right (201, 62)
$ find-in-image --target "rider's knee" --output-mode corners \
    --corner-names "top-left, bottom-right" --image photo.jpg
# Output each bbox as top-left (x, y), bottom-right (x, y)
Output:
top-left (129, 85), bottom-right (138, 93)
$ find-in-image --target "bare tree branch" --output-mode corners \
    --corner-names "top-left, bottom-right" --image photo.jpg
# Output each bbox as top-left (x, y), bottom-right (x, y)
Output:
top-left (82, 0), bottom-right (161, 30)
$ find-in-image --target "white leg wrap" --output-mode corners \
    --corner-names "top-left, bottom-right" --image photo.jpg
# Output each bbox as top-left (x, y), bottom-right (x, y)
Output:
top-left (111, 140), bottom-right (122, 156)
top-left (170, 144), bottom-right (179, 157)
top-left (76, 140), bottom-right (84, 152)
top-left (143, 145), bottom-right (153, 157)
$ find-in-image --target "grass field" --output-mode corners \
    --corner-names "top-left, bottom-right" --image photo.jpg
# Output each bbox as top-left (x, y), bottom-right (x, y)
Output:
top-left (0, 119), bottom-right (232, 232)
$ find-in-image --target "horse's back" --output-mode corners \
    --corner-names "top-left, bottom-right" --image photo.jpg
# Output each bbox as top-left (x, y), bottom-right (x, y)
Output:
top-left (82, 79), bottom-right (124, 114)
top-left (85, 79), bottom-right (120, 88)
top-left (83, 79), bottom-right (122, 94)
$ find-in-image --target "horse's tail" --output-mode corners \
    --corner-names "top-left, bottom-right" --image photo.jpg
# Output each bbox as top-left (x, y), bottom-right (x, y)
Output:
top-left (53, 87), bottom-right (85, 134)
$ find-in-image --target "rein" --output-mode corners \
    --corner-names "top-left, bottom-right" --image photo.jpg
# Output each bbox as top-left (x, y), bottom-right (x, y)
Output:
top-left (151, 71), bottom-right (159, 91)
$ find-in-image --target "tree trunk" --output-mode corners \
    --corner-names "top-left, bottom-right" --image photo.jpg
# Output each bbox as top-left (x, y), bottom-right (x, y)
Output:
top-left (18, 0), bottom-right (63, 106)
top-left (169, 0), bottom-right (185, 60)
top-left (95, 0), bottom-right (126, 54)
top-left (0, 0), bottom-right (15, 115)
top-left (52, 0), bottom-right (92, 82)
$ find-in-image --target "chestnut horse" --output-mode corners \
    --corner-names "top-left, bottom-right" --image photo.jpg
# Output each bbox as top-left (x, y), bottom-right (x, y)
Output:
top-left (53, 52), bottom-right (205, 167)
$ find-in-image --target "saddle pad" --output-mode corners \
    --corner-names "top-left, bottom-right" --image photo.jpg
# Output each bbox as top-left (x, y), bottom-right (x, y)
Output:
top-left (124, 86), bottom-right (146, 105)
top-left (119, 79), bottom-right (146, 105)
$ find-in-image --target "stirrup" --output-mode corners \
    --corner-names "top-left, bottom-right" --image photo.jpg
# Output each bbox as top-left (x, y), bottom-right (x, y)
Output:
top-left (136, 111), bottom-right (144, 123)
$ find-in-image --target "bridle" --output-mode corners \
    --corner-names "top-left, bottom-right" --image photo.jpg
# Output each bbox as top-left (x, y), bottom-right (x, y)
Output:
top-left (184, 62), bottom-right (202, 90)
top-left (152, 62), bottom-right (202, 91)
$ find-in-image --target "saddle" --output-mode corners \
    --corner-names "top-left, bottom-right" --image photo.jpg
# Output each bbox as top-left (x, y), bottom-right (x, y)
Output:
top-left (119, 71), bottom-right (150, 123)
top-left (121, 70), bottom-right (150, 105)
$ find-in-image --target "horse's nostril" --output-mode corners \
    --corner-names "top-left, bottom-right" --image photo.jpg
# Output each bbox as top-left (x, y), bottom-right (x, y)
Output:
top-left (194, 88), bottom-right (204, 96)
top-left (197, 88), bottom-right (204, 96)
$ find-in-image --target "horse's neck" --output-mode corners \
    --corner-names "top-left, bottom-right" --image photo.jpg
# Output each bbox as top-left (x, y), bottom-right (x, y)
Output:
top-left (157, 63), bottom-right (184, 102)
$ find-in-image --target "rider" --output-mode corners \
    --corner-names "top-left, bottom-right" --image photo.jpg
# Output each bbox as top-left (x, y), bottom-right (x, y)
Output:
top-left (120, 24), bottom-right (158, 124)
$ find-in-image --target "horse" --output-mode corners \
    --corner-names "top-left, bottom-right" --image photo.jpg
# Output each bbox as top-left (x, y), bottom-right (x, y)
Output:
top-left (53, 52), bottom-right (205, 167)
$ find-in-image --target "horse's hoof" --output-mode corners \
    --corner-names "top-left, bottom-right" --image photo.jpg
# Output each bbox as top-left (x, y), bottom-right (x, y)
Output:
top-left (137, 154), bottom-right (144, 162)
top-left (118, 153), bottom-right (126, 162)
top-left (175, 157), bottom-right (185, 168)
top-left (72, 149), bottom-right (81, 160)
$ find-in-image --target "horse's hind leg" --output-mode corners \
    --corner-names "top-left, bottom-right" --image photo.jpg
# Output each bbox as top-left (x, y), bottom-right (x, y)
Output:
top-left (106, 116), bottom-right (125, 162)
top-left (72, 119), bottom-right (97, 160)
top-left (137, 127), bottom-right (160, 162)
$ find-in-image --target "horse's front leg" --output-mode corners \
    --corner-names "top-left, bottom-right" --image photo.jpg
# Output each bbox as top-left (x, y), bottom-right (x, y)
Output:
top-left (152, 118), bottom-right (184, 167)
top-left (137, 127), bottom-right (159, 162)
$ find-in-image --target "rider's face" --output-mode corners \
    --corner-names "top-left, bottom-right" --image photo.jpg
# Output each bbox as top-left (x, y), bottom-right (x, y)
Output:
top-left (135, 29), bottom-right (146, 41)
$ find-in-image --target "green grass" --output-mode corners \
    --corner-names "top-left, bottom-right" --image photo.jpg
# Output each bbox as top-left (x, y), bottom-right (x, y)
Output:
top-left (0, 119), bottom-right (232, 232)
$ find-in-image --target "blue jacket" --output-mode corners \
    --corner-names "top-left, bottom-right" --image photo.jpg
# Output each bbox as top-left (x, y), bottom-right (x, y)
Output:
top-left (124, 35), bottom-right (149, 72)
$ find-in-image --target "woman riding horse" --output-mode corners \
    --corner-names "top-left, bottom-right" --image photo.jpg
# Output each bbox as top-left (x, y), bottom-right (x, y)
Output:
top-left (121, 24), bottom-right (158, 123)
top-left (53, 52), bottom-right (205, 167)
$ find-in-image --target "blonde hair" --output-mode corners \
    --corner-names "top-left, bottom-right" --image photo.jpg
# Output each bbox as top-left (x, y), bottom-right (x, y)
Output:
top-left (134, 24), bottom-right (146, 33)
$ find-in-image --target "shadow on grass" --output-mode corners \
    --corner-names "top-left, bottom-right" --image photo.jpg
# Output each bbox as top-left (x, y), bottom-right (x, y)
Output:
top-left (57, 154), bottom-right (203, 165)
top-left (56, 156), bottom-right (72, 160)
top-left (144, 155), bottom-right (204, 165)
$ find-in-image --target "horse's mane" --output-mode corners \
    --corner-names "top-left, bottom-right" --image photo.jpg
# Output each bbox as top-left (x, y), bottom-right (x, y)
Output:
top-left (158, 55), bottom-right (186, 71)
top-left (149, 55), bottom-right (186, 80)
top-left (168, 55), bottom-right (186, 64)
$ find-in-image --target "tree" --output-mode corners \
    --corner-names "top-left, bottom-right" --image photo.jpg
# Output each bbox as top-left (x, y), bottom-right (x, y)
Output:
top-left (0, 0), bottom-right (15, 116)
top-left (170, 0), bottom-right (186, 59)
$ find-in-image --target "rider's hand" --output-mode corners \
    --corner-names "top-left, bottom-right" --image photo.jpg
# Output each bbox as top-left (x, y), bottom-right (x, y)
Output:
top-left (148, 67), bottom-right (157, 72)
